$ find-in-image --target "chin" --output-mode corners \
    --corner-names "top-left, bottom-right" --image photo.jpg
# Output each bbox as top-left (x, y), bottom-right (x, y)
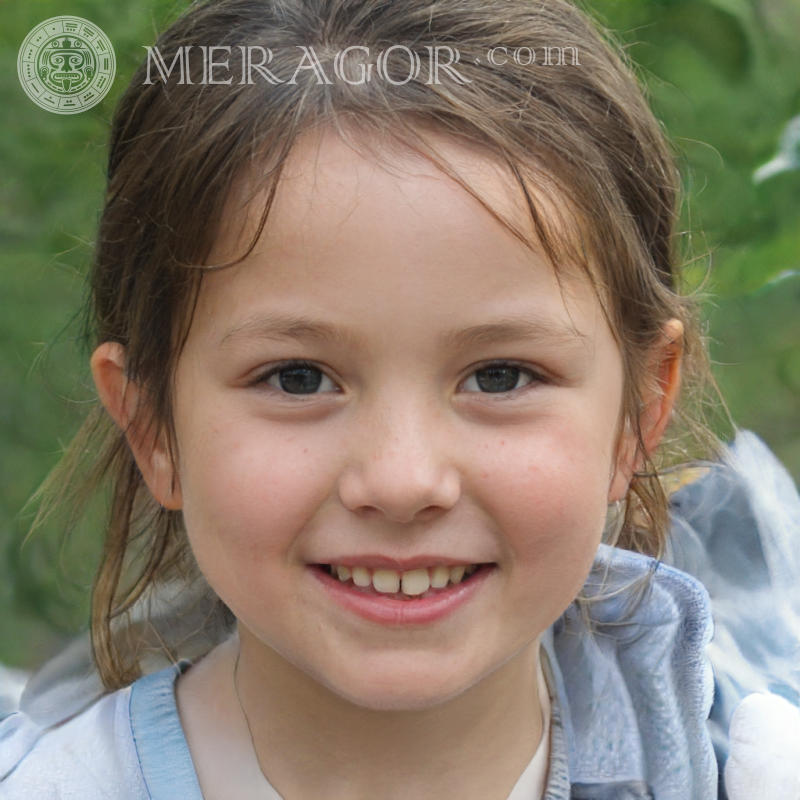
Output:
top-left (318, 661), bottom-right (483, 712)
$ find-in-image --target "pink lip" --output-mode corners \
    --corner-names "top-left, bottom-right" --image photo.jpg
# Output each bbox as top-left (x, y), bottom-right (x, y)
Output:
top-left (313, 554), bottom-right (485, 571)
top-left (311, 563), bottom-right (494, 626)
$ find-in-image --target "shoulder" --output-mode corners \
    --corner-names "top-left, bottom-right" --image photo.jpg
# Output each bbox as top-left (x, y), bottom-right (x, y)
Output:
top-left (0, 690), bottom-right (148, 800)
top-left (0, 686), bottom-right (148, 800)
top-left (546, 545), bottom-right (718, 798)
top-left (1, 661), bottom-right (204, 800)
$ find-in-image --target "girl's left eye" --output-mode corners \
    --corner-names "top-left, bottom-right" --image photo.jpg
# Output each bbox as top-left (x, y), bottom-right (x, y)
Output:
top-left (461, 363), bottom-right (542, 394)
top-left (257, 362), bottom-right (338, 395)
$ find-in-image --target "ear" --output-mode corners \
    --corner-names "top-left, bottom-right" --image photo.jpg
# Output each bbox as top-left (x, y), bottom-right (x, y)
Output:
top-left (91, 342), bottom-right (183, 510)
top-left (608, 319), bottom-right (684, 502)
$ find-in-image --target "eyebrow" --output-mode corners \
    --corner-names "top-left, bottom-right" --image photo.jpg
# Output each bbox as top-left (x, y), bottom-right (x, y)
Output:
top-left (218, 313), bottom-right (368, 350)
top-left (217, 312), bottom-right (585, 350)
top-left (440, 317), bottom-right (586, 350)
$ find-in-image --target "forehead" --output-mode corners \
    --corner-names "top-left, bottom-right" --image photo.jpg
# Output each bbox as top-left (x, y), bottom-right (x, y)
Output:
top-left (218, 126), bottom-right (539, 257)
top-left (200, 126), bottom-right (605, 344)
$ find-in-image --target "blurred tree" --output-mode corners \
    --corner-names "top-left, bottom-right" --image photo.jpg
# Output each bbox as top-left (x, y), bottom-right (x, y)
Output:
top-left (0, 0), bottom-right (185, 667)
top-left (588, 0), bottom-right (800, 475)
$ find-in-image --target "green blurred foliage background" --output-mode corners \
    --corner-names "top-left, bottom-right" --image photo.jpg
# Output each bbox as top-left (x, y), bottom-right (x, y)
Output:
top-left (1, 0), bottom-right (799, 669)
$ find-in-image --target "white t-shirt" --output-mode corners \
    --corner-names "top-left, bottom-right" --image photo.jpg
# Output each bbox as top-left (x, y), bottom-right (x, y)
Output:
top-left (506, 657), bottom-right (551, 800)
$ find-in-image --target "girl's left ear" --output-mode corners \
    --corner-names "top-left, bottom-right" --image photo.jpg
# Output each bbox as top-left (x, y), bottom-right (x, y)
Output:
top-left (608, 319), bottom-right (684, 502)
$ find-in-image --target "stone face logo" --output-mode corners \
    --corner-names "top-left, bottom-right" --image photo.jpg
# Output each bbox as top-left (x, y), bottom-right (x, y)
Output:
top-left (17, 16), bottom-right (115, 114)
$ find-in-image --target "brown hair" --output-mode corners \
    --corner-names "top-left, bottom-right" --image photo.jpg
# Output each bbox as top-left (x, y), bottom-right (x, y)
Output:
top-left (35, 0), bottom-right (719, 690)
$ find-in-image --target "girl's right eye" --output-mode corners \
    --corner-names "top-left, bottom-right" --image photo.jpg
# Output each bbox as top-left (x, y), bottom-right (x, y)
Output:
top-left (257, 361), bottom-right (338, 395)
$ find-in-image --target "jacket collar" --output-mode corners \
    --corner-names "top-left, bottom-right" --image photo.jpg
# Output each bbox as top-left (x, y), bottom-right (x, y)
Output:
top-left (542, 544), bottom-right (717, 798)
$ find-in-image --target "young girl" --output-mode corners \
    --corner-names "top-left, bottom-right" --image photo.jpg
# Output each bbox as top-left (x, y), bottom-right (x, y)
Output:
top-left (1, 0), bottom-right (799, 798)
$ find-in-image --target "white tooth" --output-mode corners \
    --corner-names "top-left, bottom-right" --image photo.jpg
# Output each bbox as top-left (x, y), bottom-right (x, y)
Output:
top-left (401, 569), bottom-right (430, 596)
top-left (464, 564), bottom-right (478, 576)
top-left (449, 565), bottom-right (466, 585)
top-left (336, 565), bottom-right (351, 581)
top-left (372, 569), bottom-right (400, 593)
top-left (430, 566), bottom-right (450, 589)
top-left (352, 566), bottom-right (371, 587)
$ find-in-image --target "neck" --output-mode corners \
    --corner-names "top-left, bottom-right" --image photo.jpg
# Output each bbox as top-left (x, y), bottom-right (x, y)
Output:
top-left (234, 627), bottom-right (544, 800)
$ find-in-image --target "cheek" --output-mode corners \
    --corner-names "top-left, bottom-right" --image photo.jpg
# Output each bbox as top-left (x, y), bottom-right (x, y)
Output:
top-left (178, 422), bottom-right (333, 575)
top-left (477, 424), bottom-right (611, 568)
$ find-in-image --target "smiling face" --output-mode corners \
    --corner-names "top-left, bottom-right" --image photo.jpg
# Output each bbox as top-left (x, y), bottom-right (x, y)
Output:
top-left (157, 126), bottom-right (631, 710)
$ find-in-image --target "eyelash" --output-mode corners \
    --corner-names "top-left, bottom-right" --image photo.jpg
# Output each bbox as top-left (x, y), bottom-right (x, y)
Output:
top-left (253, 359), bottom-right (548, 399)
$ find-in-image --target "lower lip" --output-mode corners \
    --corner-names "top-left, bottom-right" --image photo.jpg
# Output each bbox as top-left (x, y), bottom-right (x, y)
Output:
top-left (312, 565), bottom-right (493, 626)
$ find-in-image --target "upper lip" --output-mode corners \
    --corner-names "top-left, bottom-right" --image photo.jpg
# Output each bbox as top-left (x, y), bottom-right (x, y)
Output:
top-left (313, 555), bottom-right (491, 571)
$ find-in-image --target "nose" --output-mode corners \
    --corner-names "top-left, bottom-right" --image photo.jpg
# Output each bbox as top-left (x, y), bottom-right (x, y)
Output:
top-left (337, 399), bottom-right (462, 524)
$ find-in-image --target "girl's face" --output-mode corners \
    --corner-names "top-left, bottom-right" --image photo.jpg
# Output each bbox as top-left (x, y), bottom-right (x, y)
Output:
top-left (166, 127), bottom-right (633, 710)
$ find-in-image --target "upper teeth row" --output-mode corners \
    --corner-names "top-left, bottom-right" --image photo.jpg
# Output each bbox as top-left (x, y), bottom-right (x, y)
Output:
top-left (331, 564), bottom-right (478, 595)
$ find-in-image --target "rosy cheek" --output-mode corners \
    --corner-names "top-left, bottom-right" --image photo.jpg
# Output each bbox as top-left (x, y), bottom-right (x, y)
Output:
top-left (482, 438), bottom-right (607, 552)
top-left (183, 433), bottom-right (326, 553)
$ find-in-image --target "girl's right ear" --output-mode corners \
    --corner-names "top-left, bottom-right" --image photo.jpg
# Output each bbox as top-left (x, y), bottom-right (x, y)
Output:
top-left (91, 342), bottom-right (183, 510)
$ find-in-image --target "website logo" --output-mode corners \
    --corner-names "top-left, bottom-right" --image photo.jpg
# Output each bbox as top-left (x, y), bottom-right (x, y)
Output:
top-left (18, 16), bottom-right (115, 114)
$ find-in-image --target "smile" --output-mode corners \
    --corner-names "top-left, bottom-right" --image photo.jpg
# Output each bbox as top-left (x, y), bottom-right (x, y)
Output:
top-left (314, 561), bottom-right (494, 625)
top-left (321, 563), bottom-right (485, 600)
